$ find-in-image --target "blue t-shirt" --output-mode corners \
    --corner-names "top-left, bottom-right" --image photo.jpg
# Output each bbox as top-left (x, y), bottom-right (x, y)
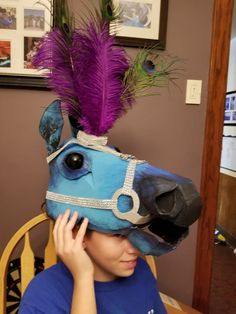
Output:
top-left (19, 258), bottom-right (167, 314)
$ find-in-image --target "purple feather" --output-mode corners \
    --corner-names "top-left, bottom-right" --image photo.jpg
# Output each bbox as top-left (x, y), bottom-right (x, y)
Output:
top-left (32, 28), bottom-right (80, 119)
top-left (69, 22), bottom-right (130, 136)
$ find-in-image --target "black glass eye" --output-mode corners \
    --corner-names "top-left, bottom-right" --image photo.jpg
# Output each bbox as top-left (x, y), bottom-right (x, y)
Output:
top-left (143, 59), bottom-right (155, 71)
top-left (65, 153), bottom-right (84, 170)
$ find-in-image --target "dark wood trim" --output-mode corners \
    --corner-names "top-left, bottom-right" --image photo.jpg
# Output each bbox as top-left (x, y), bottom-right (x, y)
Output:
top-left (0, 76), bottom-right (49, 90)
top-left (192, 0), bottom-right (234, 313)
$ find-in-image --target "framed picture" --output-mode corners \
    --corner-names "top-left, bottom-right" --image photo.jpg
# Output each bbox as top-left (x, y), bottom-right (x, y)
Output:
top-left (0, 0), bottom-right (53, 89)
top-left (224, 91), bottom-right (236, 125)
top-left (111, 0), bottom-right (168, 48)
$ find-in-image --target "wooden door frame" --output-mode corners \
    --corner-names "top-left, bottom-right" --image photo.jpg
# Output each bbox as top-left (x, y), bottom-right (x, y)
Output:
top-left (192, 0), bottom-right (234, 313)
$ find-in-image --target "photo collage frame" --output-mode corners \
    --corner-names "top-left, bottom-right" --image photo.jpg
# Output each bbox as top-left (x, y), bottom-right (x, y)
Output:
top-left (0, 0), bottom-right (52, 85)
top-left (111, 0), bottom-right (168, 48)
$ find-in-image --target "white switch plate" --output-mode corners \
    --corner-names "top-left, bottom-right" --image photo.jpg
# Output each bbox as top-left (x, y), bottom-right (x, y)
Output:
top-left (185, 80), bottom-right (202, 104)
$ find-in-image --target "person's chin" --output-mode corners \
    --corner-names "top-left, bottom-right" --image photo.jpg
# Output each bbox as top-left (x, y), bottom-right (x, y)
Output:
top-left (118, 259), bottom-right (138, 276)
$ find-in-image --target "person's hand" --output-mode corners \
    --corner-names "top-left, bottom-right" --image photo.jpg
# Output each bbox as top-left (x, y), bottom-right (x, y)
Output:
top-left (53, 209), bottom-right (94, 280)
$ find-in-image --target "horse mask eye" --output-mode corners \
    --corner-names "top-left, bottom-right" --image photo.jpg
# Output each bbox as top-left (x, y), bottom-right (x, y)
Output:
top-left (65, 153), bottom-right (84, 170)
top-left (54, 148), bottom-right (90, 180)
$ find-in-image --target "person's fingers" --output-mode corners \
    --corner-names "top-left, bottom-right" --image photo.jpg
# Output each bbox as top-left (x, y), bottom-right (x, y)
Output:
top-left (66, 211), bottom-right (78, 229)
top-left (74, 218), bottom-right (89, 246)
top-left (57, 209), bottom-right (70, 252)
top-left (53, 214), bottom-right (62, 249)
top-left (64, 211), bottom-right (78, 245)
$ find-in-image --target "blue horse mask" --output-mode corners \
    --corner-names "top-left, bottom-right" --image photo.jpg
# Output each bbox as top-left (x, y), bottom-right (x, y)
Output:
top-left (34, 0), bottom-right (202, 256)
top-left (40, 100), bottom-right (202, 256)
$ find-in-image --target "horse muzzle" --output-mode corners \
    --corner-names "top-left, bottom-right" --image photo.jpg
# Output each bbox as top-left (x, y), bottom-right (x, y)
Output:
top-left (131, 174), bottom-right (202, 252)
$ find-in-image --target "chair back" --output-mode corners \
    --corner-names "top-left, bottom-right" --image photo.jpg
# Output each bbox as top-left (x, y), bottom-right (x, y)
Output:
top-left (145, 254), bottom-right (157, 279)
top-left (0, 213), bottom-right (57, 314)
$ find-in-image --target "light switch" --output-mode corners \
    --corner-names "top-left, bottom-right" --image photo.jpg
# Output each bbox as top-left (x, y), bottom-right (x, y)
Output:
top-left (185, 80), bottom-right (202, 104)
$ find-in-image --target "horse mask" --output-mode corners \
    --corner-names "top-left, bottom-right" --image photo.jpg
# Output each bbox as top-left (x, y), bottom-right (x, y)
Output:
top-left (34, 0), bottom-right (202, 256)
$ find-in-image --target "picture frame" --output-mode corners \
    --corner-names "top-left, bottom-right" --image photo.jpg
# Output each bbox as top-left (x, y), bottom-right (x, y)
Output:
top-left (0, 0), bottom-right (53, 89)
top-left (224, 91), bottom-right (236, 125)
top-left (111, 0), bottom-right (168, 49)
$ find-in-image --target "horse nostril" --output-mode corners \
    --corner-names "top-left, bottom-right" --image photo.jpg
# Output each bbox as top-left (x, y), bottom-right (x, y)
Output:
top-left (155, 190), bottom-right (175, 214)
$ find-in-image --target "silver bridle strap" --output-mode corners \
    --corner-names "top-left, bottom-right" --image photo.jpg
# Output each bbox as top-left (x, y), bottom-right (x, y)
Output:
top-left (47, 131), bottom-right (139, 164)
top-left (46, 131), bottom-right (151, 225)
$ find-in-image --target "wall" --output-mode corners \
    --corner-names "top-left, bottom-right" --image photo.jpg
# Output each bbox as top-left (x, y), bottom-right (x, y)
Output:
top-left (0, 0), bottom-right (214, 305)
top-left (227, 37), bottom-right (236, 92)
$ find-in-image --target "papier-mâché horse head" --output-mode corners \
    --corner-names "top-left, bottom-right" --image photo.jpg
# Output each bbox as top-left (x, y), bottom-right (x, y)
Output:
top-left (40, 99), bottom-right (202, 256)
top-left (34, 0), bottom-right (202, 256)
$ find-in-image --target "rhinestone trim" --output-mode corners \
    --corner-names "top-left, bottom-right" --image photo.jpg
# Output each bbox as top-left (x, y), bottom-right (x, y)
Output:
top-left (46, 159), bottom-right (151, 225)
top-left (46, 131), bottom-right (145, 164)
top-left (46, 191), bottom-right (116, 209)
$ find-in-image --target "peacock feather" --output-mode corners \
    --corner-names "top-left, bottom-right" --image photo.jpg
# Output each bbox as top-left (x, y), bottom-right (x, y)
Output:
top-left (100, 0), bottom-right (122, 24)
top-left (122, 48), bottom-right (178, 101)
top-left (53, 0), bottom-right (74, 41)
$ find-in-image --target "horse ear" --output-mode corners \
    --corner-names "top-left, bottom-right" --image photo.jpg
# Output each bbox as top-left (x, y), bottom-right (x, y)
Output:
top-left (39, 99), bottom-right (64, 155)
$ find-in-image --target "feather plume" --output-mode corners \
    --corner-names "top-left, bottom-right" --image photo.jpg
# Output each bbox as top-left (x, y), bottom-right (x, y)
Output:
top-left (53, 0), bottom-right (74, 41)
top-left (33, 0), bottom-right (179, 137)
top-left (36, 0), bottom-right (74, 39)
top-left (100, 0), bottom-right (122, 24)
top-left (33, 0), bottom-right (80, 118)
top-left (67, 22), bottom-right (129, 136)
top-left (32, 28), bottom-right (80, 118)
top-left (122, 49), bottom-right (178, 102)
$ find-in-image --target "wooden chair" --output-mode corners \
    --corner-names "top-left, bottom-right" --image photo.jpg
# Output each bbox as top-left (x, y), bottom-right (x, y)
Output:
top-left (0, 213), bottom-right (57, 314)
top-left (0, 213), bottom-right (157, 314)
